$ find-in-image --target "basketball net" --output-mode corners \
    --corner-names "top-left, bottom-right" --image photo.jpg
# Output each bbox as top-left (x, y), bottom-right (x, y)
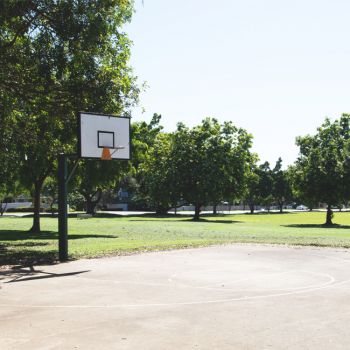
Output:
top-left (101, 147), bottom-right (112, 160)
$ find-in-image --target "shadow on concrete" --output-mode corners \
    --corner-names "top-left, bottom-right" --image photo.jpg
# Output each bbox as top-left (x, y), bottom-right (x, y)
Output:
top-left (0, 266), bottom-right (90, 283)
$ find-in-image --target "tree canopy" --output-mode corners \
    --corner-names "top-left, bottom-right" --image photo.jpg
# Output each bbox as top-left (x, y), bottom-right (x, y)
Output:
top-left (293, 114), bottom-right (350, 225)
top-left (171, 118), bottom-right (253, 220)
top-left (0, 0), bottom-right (138, 231)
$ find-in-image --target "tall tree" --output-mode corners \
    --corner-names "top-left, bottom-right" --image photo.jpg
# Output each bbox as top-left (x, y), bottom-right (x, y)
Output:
top-left (127, 113), bottom-right (164, 207)
top-left (139, 132), bottom-right (179, 214)
top-left (294, 114), bottom-right (350, 225)
top-left (287, 164), bottom-right (318, 211)
top-left (271, 158), bottom-right (292, 213)
top-left (172, 118), bottom-right (253, 220)
top-left (243, 158), bottom-right (260, 214)
top-left (257, 162), bottom-right (273, 212)
top-left (131, 113), bottom-right (164, 171)
top-left (0, 107), bottom-right (20, 215)
top-left (0, 0), bottom-right (138, 231)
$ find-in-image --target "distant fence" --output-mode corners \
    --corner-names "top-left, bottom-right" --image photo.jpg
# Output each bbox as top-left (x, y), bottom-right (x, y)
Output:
top-left (106, 203), bottom-right (128, 211)
top-left (1, 202), bottom-right (32, 212)
top-left (173, 205), bottom-right (263, 212)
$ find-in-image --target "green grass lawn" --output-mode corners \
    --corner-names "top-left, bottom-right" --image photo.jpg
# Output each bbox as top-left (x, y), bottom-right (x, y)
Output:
top-left (1, 211), bottom-right (350, 266)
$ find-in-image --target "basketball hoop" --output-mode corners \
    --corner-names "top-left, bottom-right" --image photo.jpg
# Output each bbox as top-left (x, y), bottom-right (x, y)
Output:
top-left (101, 146), bottom-right (125, 160)
top-left (101, 147), bottom-right (112, 160)
top-left (78, 112), bottom-right (130, 160)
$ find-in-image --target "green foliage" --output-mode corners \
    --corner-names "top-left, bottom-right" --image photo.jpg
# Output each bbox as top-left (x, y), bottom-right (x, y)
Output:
top-left (139, 132), bottom-right (179, 213)
top-left (0, 108), bottom-right (19, 205)
top-left (127, 114), bottom-right (165, 210)
top-left (242, 158), bottom-right (260, 213)
top-left (172, 118), bottom-right (253, 219)
top-left (131, 113), bottom-right (164, 170)
top-left (0, 1), bottom-right (138, 230)
top-left (256, 161), bottom-right (273, 210)
top-left (134, 118), bottom-right (254, 217)
top-left (0, 114), bottom-right (24, 214)
top-left (293, 114), bottom-right (350, 224)
top-left (42, 177), bottom-right (58, 215)
top-left (271, 158), bottom-right (292, 212)
top-left (67, 191), bottom-right (85, 211)
top-left (243, 157), bottom-right (292, 213)
top-left (72, 159), bottom-right (130, 214)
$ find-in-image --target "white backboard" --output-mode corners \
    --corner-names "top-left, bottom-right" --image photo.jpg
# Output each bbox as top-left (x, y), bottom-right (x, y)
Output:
top-left (78, 112), bottom-right (130, 160)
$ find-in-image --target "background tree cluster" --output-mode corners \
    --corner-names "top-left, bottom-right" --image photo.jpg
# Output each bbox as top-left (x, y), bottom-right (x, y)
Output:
top-left (243, 158), bottom-right (292, 214)
top-left (138, 118), bottom-right (255, 220)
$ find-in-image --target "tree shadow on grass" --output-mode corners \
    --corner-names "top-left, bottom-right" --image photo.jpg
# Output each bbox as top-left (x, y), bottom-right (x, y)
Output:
top-left (0, 230), bottom-right (118, 267)
top-left (0, 230), bottom-right (119, 241)
top-left (78, 212), bottom-right (158, 219)
top-left (0, 245), bottom-right (59, 267)
top-left (0, 230), bottom-right (57, 241)
top-left (283, 224), bottom-right (350, 229)
top-left (189, 218), bottom-right (242, 224)
top-left (10, 241), bottom-right (50, 248)
top-left (96, 213), bottom-right (239, 220)
top-left (244, 211), bottom-right (297, 215)
top-left (129, 218), bottom-right (242, 224)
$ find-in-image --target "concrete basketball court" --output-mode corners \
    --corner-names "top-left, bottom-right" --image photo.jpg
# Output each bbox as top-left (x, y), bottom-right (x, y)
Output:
top-left (2, 244), bottom-right (350, 349)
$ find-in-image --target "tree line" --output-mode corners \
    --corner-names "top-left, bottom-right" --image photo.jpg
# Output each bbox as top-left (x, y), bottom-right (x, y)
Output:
top-left (133, 113), bottom-right (350, 225)
top-left (1, 1), bottom-right (350, 232)
top-left (3, 110), bottom-right (350, 228)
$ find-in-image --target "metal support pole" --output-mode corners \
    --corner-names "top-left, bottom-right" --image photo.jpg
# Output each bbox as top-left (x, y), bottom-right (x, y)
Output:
top-left (58, 154), bottom-right (68, 261)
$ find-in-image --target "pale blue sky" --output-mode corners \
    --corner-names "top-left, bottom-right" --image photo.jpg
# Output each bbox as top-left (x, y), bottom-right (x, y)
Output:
top-left (126, 0), bottom-right (350, 166)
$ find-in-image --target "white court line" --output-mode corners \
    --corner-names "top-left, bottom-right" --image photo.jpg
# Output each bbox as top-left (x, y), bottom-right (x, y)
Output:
top-left (198, 271), bottom-right (335, 292)
top-left (92, 271), bottom-right (334, 292)
top-left (313, 252), bottom-right (350, 264)
top-left (197, 269), bottom-right (293, 288)
top-left (74, 270), bottom-right (335, 293)
top-left (2, 250), bottom-right (349, 309)
top-left (0, 275), bottom-right (348, 309)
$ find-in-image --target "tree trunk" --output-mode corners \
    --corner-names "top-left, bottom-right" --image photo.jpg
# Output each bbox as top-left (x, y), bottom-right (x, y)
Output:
top-left (156, 205), bottom-right (168, 215)
top-left (325, 204), bottom-right (333, 225)
top-left (84, 190), bottom-right (102, 215)
top-left (0, 201), bottom-right (7, 216)
top-left (193, 203), bottom-right (201, 221)
top-left (213, 204), bottom-right (217, 215)
top-left (50, 201), bottom-right (55, 217)
top-left (85, 196), bottom-right (95, 215)
top-left (29, 181), bottom-right (42, 233)
top-left (279, 202), bottom-right (283, 213)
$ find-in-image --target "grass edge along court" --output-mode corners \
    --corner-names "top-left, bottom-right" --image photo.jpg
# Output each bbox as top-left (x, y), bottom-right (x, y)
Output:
top-left (1, 211), bottom-right (350, 266)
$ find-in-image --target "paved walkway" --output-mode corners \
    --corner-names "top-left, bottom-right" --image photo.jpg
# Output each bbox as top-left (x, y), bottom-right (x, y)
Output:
top-left (2, 244), bottom-right (350, 349)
